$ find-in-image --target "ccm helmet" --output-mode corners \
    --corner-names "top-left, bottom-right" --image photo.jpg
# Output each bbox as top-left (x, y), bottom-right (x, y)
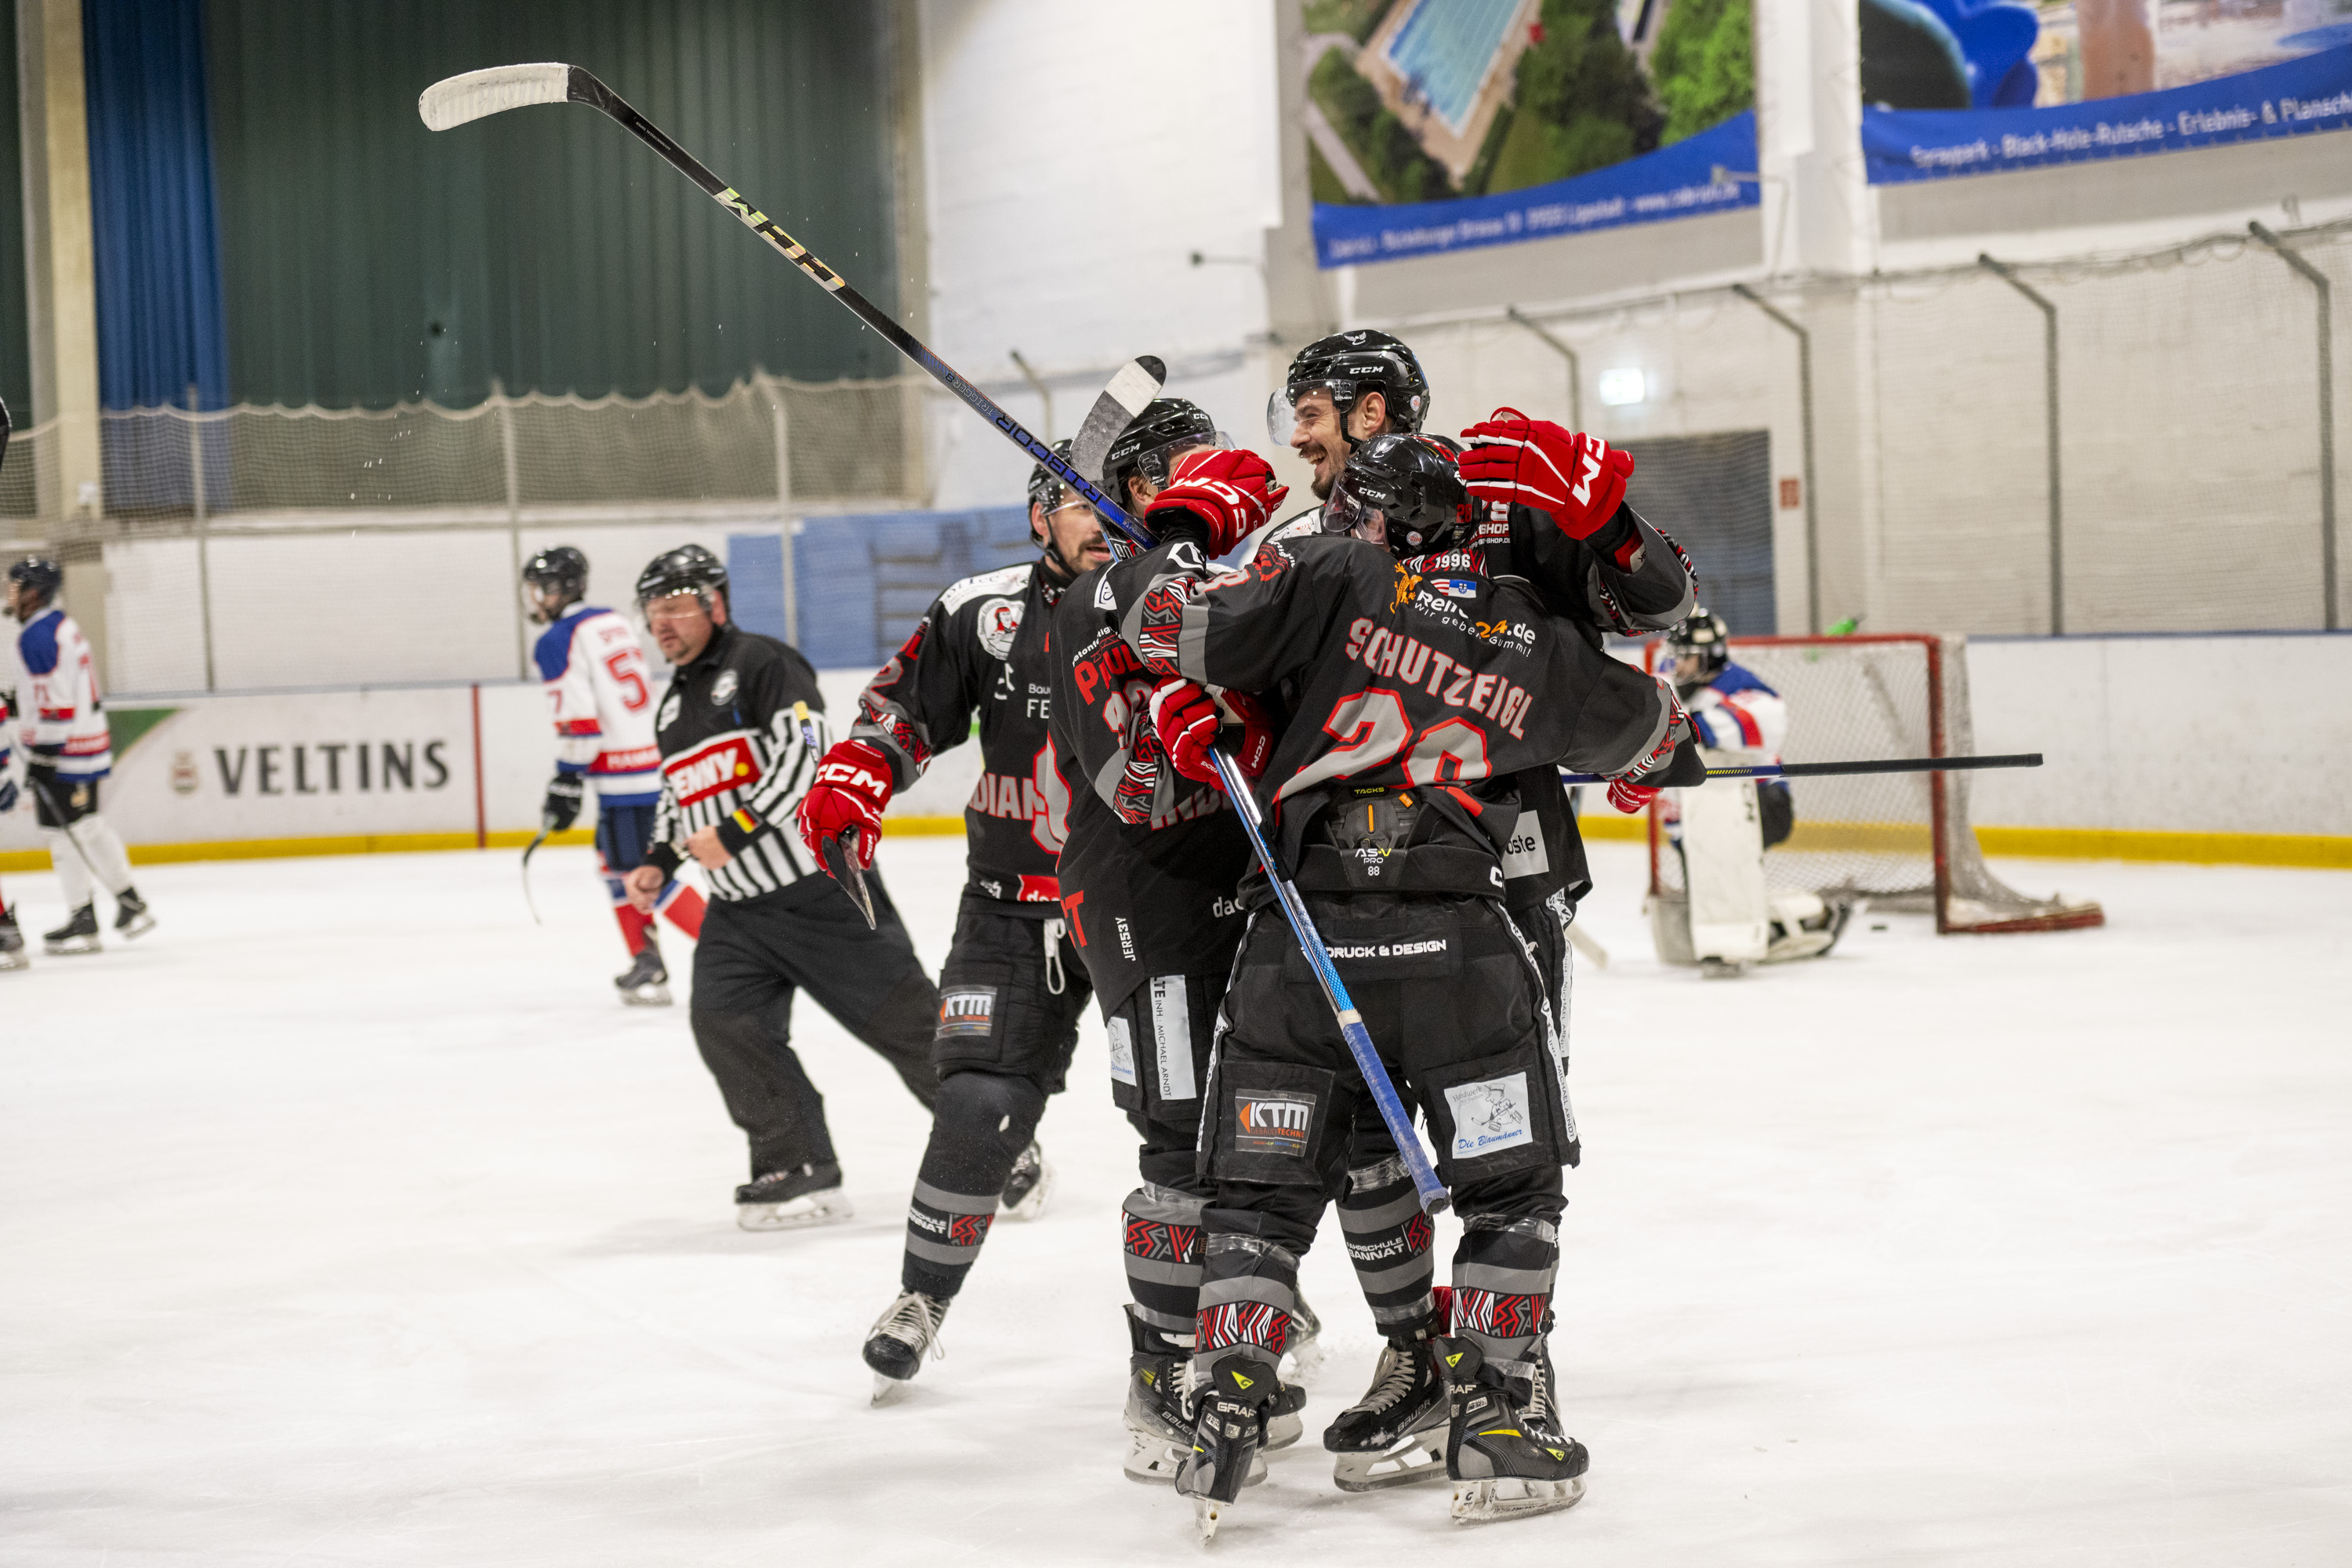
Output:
top-left (1268, 328), bottom-right (1431, 447)
top-left (1664, 608), bottom-right (1731, 693)
top-left (1322, 433), bottom-right (1468, 557)
top-left (1102, 397), bottom-right (1225, 509)
top-left (634, 543), bottom-right (729, 614)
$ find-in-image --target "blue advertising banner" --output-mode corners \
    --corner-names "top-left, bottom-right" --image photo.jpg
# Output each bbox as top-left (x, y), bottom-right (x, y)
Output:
top-left (1312, 111), bottom-right (1759, 269)
top-left (1864, 41), bottom-right (2352, 182)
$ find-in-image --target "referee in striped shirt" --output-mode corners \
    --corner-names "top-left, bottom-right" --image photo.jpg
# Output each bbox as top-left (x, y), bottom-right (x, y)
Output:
top-left (623, 546), bottom-right (938, 1230)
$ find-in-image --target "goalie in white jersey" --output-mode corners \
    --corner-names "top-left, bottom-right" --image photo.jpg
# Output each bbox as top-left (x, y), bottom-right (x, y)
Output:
top-left (1650, 609), bottom-right (1849, 974)
top-left (524, 547), bottom-right (707, 1005)
top-left (6, 556), bottom-right (154, 954)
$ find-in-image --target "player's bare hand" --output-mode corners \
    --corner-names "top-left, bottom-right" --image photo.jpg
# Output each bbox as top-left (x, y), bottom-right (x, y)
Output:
top-left (684, 824), bottom-right (734, 869)
top-left (623, 864), bottom-right (666, 912)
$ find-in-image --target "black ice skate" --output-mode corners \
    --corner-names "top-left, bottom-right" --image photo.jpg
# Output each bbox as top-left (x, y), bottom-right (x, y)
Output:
top-left (1123, 1308), bottom-right (1203, 1484)
top-left (44, 904), bottom-right (100, 956)
top-left (613, 942), bottom-right (671, 1007)
top-left (0, 910), bottom-right (26, 971)
top-left (1174, 1354), bottom-right (1279, 1544)
top-left (733, 1160), bottom-right (851, 1232)
top-left (862, 1289), bottom-right (949, 1404)
top-left (112, 887), bottom-right (154, 940)
top-left (1439, 1337), bottom-right (1588, 1526)
top-left (998, 1139), bottom-right (1053, 1221)
top-left (1325, 1330), bottom-right (1450, 1491)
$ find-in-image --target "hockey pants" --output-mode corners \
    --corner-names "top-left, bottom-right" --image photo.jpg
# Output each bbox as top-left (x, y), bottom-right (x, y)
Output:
top-left (32, 772), bottom-right (135, 912)
top-left (900, 898), bottom-right (1091, 1299)
top-left (1193, 895), bottom-right (1572, 1388)
top-left (687, 872), bottom-right (938, 1181)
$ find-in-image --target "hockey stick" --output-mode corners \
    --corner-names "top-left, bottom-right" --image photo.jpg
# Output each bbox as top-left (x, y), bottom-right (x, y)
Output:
top-left (1069, 357), bottom-right (1167, 483)
top-left (419, 64), bottom-right (1145, 551)
top-left (1208, 748), bottom-right (1451, 1216)
top-left (790, 699), bottom-right (875, 929)
top-left (520, 826), bottom-right (551, 925)
top-left (24, 770), bottom-right (107, 885)
top-left (1559, 751), bottom-right (2042, 786)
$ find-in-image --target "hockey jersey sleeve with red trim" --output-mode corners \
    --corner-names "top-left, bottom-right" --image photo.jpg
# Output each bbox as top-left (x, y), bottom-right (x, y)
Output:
top-left (536, 614), bottom-right (604, 775)
top-left (1686, 663), bottom-right (1789, 754)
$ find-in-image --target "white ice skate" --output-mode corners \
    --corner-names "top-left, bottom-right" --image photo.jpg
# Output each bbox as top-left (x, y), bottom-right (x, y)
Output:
top-left (733, 1163), bottom-right (852, 1232)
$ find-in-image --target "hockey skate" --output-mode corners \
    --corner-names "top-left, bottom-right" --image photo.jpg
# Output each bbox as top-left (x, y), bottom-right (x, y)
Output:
top-left (1123, 1310), bottom-right (1271, 1488)
top-left (1279, 1290), bottom-right (1324, 1385)
top-left (1439, 1337), bottom-right (1588, 1526)
top-left (614, 943), bottom-right (671, 1007)
top-left (862, 1289), bottom-right (948, 1404)
top-left (1325, 1330), bottom-right (1450, 1491)
top-left (1174, 1354), bottom-right (1279, 1544)
top-left (44, 904), bottom-right (100, 956)
top-left (999, 1139), bottom-right (1053, 1221)
top-left (112, 888), bottom-right (154, 940)
top-left (0, 913), bottom-right (26, 971)
top-left (734, 1161), bottom-right (851, 1231)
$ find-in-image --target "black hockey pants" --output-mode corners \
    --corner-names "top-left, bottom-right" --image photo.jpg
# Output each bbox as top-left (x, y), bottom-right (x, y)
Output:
top-left (688, 870), bottom-right (938, 1181)
top-left (1195, 895), bottom-right (1571, 1385)
top-left (901, 898), bottom-right (1092, 1299)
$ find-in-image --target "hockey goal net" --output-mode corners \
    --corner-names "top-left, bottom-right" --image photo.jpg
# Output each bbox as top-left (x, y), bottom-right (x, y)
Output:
top-left (1646, 633), bottom-right (2103, 935)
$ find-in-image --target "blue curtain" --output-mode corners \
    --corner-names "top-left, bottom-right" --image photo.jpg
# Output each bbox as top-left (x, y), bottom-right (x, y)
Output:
top-left (85, 0), bottom-right (229, 413)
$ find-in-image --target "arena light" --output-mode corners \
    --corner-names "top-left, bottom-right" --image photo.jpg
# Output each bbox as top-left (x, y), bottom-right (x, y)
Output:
top-left (1598, 367), bottom-right (1646, 406)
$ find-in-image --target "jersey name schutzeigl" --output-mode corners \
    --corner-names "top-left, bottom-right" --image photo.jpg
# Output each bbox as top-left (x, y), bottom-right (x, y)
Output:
top-left (649, 623), bottom-right (829, 903)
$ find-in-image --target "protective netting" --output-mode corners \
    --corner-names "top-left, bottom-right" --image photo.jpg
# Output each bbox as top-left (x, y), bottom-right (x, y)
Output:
top-left (1648, 635), bottom-right (2103, 933)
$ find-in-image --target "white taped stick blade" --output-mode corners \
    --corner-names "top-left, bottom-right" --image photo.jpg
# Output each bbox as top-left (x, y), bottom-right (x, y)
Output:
top-left (419, 64), bottom-right (573, 131)
top-left (1106, 356), bottom-right (1166, 416)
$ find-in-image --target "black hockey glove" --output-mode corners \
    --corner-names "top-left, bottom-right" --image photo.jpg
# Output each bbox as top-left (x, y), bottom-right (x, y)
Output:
top-left (542, 772), bottom-right (585, 832)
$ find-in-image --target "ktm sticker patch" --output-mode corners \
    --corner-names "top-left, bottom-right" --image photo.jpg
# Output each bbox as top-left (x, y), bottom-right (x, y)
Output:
top-left (936, 987), bottom-right (997, 1040)
top-left (1233, 1092), bottom-right (1316, 1157)
top-left (1444, 1072), bottom-right (1534, 1160)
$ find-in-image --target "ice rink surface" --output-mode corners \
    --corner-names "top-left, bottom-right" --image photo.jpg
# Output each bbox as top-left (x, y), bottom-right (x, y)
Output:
top-left (3, 837), bottom-right (2348, 1566)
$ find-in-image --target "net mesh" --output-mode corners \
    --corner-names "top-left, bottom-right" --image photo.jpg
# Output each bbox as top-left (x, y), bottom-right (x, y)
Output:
top-left (1647, 635), bottom-right (2103, 932)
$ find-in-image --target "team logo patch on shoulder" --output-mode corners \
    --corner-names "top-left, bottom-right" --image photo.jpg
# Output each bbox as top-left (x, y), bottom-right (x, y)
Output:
top-left (936, 987), bottom-right (997, 1040)
top-left (976, 597), bottom-right (1024, 660)
top-left (1444, 1072), bottom-right (1534, 1160)
top-left (1233, 1092), bottom-right (1316, 1157)
top-left (710, 668), bottom-right (739, 704)
top-left (1429, 577), bottom-right (1479, 599)
top-left (657, 693), bottom-right (682, 729)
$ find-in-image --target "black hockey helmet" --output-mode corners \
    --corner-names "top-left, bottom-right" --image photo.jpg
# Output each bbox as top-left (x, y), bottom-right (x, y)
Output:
top-left (1103, 397), bottom-right (1225, 507)
top-left (1269, 328), bottom-right (1431, 447)
top-left (1322, 432), bottom-right (1468, 557)
top-left (521, 545), bottom-right (589, 620)
top-left (6, 554), bottom-right (62, 609)
top-left (634, 543), bottom-right (728, 613)
top-left (1027, 437), bottom-right (1077, 516)
top-left (1665, 608), bottom-right (1731, 693)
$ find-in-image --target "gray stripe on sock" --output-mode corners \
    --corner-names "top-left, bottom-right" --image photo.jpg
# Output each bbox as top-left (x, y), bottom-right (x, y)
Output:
top-left (1338, 1189), bottom-right (1425, 1232)
top-left (912, 1178), bottom-right (1000, 1214)
top-left (1124, 1256), bottom-right (1204, 1287)
top-left (903, 1234), bottom-right (982, 1267)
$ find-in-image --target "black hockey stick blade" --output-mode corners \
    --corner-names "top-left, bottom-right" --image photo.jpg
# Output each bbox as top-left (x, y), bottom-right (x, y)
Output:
top-left (1561, 752), bottom-right (2043, 786)
top-left (1068, 356), bottom-right (1167, 481)
top-left (822, 830), bottom-right (877, 929)
top-left (520, 826), bottom-right (552, 925)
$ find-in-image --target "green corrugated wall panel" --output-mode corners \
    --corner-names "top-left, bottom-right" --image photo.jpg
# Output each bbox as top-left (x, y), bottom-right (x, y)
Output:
top-left (0, 1), bottom-right (30, 419)
top-left (205, 0), bottom-right (900, 410)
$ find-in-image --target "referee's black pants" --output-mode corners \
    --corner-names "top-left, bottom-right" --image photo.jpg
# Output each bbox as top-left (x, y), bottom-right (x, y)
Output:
top-left (688, 869), bottom-right (939, 1180)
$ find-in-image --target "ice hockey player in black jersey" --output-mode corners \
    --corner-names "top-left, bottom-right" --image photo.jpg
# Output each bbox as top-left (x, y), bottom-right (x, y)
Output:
top-left (619, 545), bottom-right (938, 1232)
top-left (1043, 398), bottom-right (1327, 1483)
top-left (795, 444), bottom-right (1105, 1399)
top-left (1115, 432), bottom-right (1705, 1537)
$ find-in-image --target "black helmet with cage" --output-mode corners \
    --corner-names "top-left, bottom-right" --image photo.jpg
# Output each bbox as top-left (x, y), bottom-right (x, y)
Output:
top-left (1102, 397), bottom-right (1225, 510)
top-left (1268, 328), bottom-right (1431, 448)
top-left (633, 543), bottom-right (729, 615)
top-left (6, 554), bottom-right (63, 615)
top-left (1664, 608), bottom-right (1731, 694)
top-left (521, 545), bottom-right (589, 622)
top-left (1321, 432), bottom-right (1468, 558)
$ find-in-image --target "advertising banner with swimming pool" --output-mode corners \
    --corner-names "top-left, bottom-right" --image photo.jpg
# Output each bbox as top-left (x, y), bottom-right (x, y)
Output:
top-left (1857, 0), bottom-right (2352, 182)
top-left (1301, 0), bottom-right (1758, 267)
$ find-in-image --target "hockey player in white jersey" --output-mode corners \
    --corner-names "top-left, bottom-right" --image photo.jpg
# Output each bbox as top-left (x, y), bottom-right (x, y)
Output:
top-left (0, 684), bottom-right (25, 969)
top-left (524, 546), bottom-right (706, 1004)
top-left (1651, 609), bottom-right (1849, 974)
top-left (6, 556), bottom-right (153, 954)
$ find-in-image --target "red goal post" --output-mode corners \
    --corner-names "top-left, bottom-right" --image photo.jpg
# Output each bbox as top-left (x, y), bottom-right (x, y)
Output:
top-left (1643, 633), bottom-right (2103, 935)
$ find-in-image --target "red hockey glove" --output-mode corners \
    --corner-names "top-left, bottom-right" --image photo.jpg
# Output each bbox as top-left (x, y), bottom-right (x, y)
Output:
top-left (1145, 448), bottom-right (1290, 556)
top-left (1148, 678), bottom-right (1273, 788)
top-left (796, 738), bottom-right (893, 871)
top-left (1458, 410), bottom-right (1633, 542)
top-left (1605, 682), bottom-right (1701, 814)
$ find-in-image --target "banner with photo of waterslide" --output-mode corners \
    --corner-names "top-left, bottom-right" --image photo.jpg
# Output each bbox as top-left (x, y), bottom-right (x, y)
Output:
top-left (1859, 0), bottom-right (2352, 181)
top-left (1301, 0), bottom-right (1759, 267)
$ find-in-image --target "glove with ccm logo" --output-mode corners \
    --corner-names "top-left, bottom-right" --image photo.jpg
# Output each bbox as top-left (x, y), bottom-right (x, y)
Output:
top-left (795, 738), bottom-right (894, 872)
top-left (1459, 410), bottom-right (1635, 547)
top-left (1144, 448), bottom-right (1290, 557)
top-left (1147, 677), bottom-right (1273, 789)
top-left (1606, 681), bottom-right (1706, 814)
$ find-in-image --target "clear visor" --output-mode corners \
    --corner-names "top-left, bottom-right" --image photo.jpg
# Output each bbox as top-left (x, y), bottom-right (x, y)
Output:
top-left (1319, 476), bottom-right (1387, 546)
top-left (1136, 430), bottom-right (1231, 489)
top-left (1266, 380), bottom-right (1354, 446)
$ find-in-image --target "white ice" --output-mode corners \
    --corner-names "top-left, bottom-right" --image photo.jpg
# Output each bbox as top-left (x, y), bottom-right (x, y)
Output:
top-left (4, 839), bottom-right (2348, 1565)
